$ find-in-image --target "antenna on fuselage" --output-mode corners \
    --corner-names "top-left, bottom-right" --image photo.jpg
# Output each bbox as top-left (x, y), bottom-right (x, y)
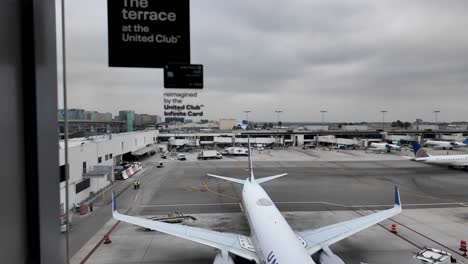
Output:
top-left (247, 137), bottom-right (254, 182)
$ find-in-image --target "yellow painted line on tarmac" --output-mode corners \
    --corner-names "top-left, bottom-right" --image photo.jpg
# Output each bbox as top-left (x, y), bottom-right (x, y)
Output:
top-left (190, 185), bottom-right (204, 191)
top-left (202, 177), bottom-right (239, 201)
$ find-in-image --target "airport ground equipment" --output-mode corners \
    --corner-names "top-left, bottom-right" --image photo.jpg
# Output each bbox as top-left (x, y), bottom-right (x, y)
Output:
top-left (177, 153), bottom-right (186, 160)
top-left (198, 150), bottom-right (222, 160)
top-left (150, 212), bottom-right (197, 224)
top-left (223, 147), bottom-right (249, 156)
top-left (144, 212), bottom-right (197, 231)
top-left (413, 247), bottom-right (457, 264)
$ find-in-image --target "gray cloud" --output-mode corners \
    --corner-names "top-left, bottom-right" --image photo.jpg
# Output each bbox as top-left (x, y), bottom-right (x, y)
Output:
top-left (58, 0), bottom-right (468, 122)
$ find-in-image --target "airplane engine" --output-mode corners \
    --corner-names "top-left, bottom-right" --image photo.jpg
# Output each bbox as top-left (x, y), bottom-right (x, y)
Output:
top-left (318, 247), bottom-right (345, 264)
top-left (213, 253), bottom-right (235, 264)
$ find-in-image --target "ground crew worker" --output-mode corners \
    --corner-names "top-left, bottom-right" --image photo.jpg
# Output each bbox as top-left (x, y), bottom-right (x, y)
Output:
top-left (137, 180), bottom-right (141, 189)
top-left (133, 181), bottom-right (137, 190)
top-left (89, 202), bottom-right (94, 212)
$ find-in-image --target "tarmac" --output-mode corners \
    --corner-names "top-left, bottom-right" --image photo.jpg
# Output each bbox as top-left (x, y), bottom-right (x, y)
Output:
top-left (70, 147), bottom-right (468, 264)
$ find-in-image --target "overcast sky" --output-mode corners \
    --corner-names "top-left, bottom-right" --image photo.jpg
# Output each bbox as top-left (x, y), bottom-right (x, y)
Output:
top-left (57, 0), bottom-right (468, 122)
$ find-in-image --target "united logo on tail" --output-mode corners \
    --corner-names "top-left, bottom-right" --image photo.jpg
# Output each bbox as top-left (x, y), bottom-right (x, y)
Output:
top-left (411, 141), bottom-right (430, 158)
top-left (415, 148), bottom-right (429, 158)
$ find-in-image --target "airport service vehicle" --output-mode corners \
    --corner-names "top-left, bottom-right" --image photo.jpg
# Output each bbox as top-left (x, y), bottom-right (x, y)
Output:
top-left (424, 138), bottom-right (468, 150)
top-left (303, 144), bottom-right (316, 150)
top-left (224, 147), bottom-right (249, 156)
top-left (411, 141), bottom-right (468, 168)
top-left (177, 153), bottom-right (186, 161)
top-left (113, 139), bottom-right (402, 264)
top-left (198, 150), bottom-right (222, 160)
top-left (413, 247), bottom-right (455, 264)
top-left (368, 141), bottom-right (402, 152)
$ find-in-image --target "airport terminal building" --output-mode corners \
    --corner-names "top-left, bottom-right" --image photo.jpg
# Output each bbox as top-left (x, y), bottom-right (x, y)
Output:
top-left (59, 128), bottom-right (468, 210)
top-left (59, 130), bottom-right (159, 212)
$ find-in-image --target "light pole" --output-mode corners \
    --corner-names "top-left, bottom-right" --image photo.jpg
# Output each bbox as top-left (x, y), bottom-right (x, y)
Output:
top-left (433, 110), bottom-right (440, 128)
top-left (243, 110), bottom-right (251, 129)
top-left (434, 110), bottom-right (440, 138)
top-left (275, 110), bottom-right (283, 144)
top-left (380, 110), bottom-right (387, 131)
top-left (275, 110), bottom-right (283, 130)
top-left (320, 110), bottom-right (327, 131)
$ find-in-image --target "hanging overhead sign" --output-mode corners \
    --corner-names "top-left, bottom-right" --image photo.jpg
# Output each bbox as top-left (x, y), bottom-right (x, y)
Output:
top-left (164, 64), bottom-right (203, 89)
top-left (107, 0), bottom-right (190, 68)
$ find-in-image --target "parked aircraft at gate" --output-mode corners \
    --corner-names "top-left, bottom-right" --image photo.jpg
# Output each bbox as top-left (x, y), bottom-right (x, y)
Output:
top-left (368, 141), bottom-right (402, 152)
top-left (113, 140), bottom-right (403, 264)
top-left (424, 138), bottom-right (468, 150)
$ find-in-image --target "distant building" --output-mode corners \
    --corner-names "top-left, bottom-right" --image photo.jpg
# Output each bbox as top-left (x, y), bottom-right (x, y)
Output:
top-left (165, 117), bottom-right (184, 124)
top-left (85, 111), bottom-right (112, 122)
top-left (219, 119), bottom-right (238, 130)
top-left (412, 124), bottom-right (438, 131)
top-left (58, 108), bottom-right (85, 120)
top-left (58, 109), bottom-right (87, 134)
top-left (119, 110), bottom-right (135, 132)
top-left (134, 114), bottom-right (161, 128)
top-left (58, 130), bottom-right (159, 211)
top-left (416, 119), bottom-right (423, 124)
top-left (342, 125), bottom-right (368, 131)
top-left (167, 122), bottom-right (219, 130)
top-left (304, 125), bottom-right (328, 131)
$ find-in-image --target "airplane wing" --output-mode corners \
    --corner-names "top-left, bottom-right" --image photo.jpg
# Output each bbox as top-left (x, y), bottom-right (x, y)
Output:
top-left (298, 186), bottom-right (402, 255)
top-left (111, 193), bottom-right (258, 262)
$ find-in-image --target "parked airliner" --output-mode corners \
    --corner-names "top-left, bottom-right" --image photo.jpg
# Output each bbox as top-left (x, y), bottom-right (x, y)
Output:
top-left (411, 141), bottom-right (468, 168)
top-left (113, 140), bottom-right (402, 264)
top-left (368, 140), bottom-right (402, 152)
top-left (424, 138), bottom-right (468, 150)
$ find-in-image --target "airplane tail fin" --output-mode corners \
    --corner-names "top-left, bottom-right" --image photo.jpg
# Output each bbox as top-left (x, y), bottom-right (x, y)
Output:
top-left (411, 141), bottom-right (430, 158)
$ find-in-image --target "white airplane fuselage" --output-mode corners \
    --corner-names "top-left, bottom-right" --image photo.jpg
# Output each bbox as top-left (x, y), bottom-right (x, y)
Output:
top-left (416, 155), bottom-right (468, 166)
top-left (242, 179), bottom-right (314, 264)
top-left (369, 143), bottom-right (401, 152)
top-left (425, 140), bottom-right (466, 149)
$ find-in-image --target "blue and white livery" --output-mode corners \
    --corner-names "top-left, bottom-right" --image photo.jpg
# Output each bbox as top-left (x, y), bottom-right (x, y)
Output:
top-left (113, 139), bottom-right (403, 264)
top-left (411, 141), bottom-right (468, 168)
top-left (369, 140), bottom-right (403, 152)
top-left (425, 138), bottom-right (468, 150)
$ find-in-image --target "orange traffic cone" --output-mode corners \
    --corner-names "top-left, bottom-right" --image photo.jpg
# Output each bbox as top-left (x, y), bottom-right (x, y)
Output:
top-left (391, 224), bottom-right (397, 234)
top-left (103, 234), bottom-right (112, 244)
top-left (460, 240), bottom-right (467, 256)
